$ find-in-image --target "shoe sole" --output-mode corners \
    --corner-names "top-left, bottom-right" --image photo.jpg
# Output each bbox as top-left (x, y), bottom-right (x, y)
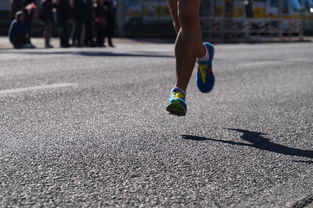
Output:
top-left (166, 100), bottom-right (186, 116)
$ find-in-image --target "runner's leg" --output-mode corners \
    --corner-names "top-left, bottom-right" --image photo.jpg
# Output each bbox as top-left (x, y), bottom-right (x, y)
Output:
top-left (167, 0), bottom-right (180, 34)
top-left (170, 0), bottom-right (206, 92)
top-left (166, 0), bottom-right (206, 116)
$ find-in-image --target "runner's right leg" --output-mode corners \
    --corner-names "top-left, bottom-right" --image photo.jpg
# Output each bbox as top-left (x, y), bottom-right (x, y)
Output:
top-left (169, 0), bottom-right (205, 92)
top-left (166, 0), bottom-right (205, 116)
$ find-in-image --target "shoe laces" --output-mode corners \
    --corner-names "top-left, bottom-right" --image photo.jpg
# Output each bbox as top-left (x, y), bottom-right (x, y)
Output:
top-left (172, 91), bottom-right (185, 100)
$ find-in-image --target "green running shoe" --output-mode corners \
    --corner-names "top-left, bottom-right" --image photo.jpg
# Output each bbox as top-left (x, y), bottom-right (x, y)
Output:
top-left (166, 88), bottom-right (187, 116)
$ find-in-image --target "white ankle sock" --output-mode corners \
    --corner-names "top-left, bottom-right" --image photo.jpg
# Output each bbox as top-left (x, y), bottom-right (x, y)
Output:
top-left (197, 44), bottom-right (209, 63)
top-left (173, 87), bottom-right (186, 96)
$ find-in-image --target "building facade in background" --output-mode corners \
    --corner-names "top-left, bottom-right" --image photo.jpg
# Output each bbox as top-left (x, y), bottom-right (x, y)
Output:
top-left (0, 0), bottom-right (10, 11)
top-left (119, 0), bottom-right (313, 37)
top-left (1, 0), bottom-right (312, 38)
top-left (0, 0), bottom-right (11, 36)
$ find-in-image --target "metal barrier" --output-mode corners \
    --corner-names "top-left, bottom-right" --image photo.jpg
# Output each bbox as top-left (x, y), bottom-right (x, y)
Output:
top-left (201, 17), bottom-right (304, 42)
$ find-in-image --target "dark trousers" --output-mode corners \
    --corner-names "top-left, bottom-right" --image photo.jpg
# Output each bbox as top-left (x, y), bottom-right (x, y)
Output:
top-left (84, 20), bottom-right (94, 45)
top-left (59, 19), bottom-right (70, 47)
top-left (25, 14), bottom-right (32, 35)
top-left (105, 23), bottom-right (114, 45)
top-left (73, 19), bottom-right (83, 46)
top-left (43, 21), bottom-right (52, 46)
top-left (11, 35), bottom-right (30, 49)
top-left (96, 28), bottom-right (106, 47)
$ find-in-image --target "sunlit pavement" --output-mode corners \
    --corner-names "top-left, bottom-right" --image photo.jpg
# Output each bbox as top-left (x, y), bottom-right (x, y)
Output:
top-left (0, 41), bottom-right (312, 207)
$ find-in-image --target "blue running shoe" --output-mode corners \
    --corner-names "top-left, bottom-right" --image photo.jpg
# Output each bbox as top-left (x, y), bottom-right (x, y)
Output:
top-left (166, 88), bottom-right (187, 116)
top-left (196, 42), bottom-right (215, 93)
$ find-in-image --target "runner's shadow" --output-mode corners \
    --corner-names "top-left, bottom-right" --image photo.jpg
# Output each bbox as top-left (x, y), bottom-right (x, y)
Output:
top-left (182, 128), bottom-right (313, 159)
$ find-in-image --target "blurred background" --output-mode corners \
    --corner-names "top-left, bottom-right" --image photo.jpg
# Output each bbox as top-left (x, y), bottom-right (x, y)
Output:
top-left (0, 0), bottom-right (312, 43)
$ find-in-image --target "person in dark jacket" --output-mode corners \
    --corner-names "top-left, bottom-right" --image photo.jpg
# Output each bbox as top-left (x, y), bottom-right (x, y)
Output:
top-left (95, 0), bottom-right (108, 47)
top-left (39, 0), bottom-right (54, 48)
top-left (8, 11), bottom-right (33, 49)
top-left (84, 0), bottom-right (96, 46)
top-left (103, 0), bottom-right (116, 47)
top-left (72, 0), bottom-right (86, 47)
top-left (10, 0), bottom-right (36, 48)
top-left (57, 0), bottom-right (71, 47)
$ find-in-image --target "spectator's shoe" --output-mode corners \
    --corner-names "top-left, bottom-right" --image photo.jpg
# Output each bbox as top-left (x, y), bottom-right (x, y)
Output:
top-left (22, 44), bottom-right (30, 49)
top-left (45, 44), bottom-right (54, 49)
top-left (108, 41), bottom-right (115, 47)
top-left (22, 43), bottom-right (36, 49)
top-left (73, 42), bottom-right (82, 47)
top-left (166, 88), bottom-right (187, 116)
top-left (97, 44), bottom-right (106, 48)
top-left (61, 44), bottom-right (71, 48)
top-left (28, 43), bottom-right (36, 49)
top-left (196, 42), bottom-right (215, 93)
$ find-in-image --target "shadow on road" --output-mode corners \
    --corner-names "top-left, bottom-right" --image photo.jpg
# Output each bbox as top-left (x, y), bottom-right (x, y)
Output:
top-left (182, 128), bottom-right (313, 160)
top-left (0, 50), bottom-right (174, 58)
top-left (293, 160), bottom-right (313, 164)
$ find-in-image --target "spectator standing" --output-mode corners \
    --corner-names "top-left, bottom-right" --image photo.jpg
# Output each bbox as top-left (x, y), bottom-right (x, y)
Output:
top-left (8, 11), bottom-right (33, 49)
top-left (72, 0), bottom-right (86, 47)
top-left (39, 0), bottom-right (55, 48)
top-left (57, 0), bottom-right (71, 47)
top-left (95, 0), bottom-right (108, 47)
top-left (244, 0), bottom-right (254, 18)
top-left (103, 0), bottom-right (116, 47)
top-left (23, 0), bottom-right (37, 36)
top-left (84, 0), bottom-right (96, 46)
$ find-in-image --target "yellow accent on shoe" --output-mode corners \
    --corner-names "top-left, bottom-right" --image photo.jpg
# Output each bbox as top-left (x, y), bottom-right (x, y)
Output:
top-left (172, 91), bottom-right (185, 100)
top-left (199, 64), bottom-right (207, 83)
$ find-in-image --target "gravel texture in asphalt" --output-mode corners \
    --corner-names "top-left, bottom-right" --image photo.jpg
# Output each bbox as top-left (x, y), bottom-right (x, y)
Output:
top-left (0, 42), bottom-right (312, 207)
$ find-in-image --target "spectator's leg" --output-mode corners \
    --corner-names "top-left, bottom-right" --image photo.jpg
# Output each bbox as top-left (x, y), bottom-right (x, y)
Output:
top-left (12, 35), bottom-right (30, 49)
top-left (96, 27), bottom-right (101, 46)
top-left (12, 37), bottom-right (23, 49)
top-left (24, 12), bottom-right (33, 41)
top-left (84, 20), bottom-right (94, 45)
top-left (60, 20), bottom-right (70, 47)
top-left (60, 20), bottom-right (65, 47)
top-left (100, 29), bottom-right (105, 47)
top-left (76, 20), bottom-right (83, 46)
top-left (44, 21), bottom-right (53, 47)
top-left (73, 19), bottom-right (79, 46)
top-left (61, 20), bottom-right (70, 47)
top-left (107, 25), bottom-right (114, 47)
top-left (84, 21), bottom-right (89, 45)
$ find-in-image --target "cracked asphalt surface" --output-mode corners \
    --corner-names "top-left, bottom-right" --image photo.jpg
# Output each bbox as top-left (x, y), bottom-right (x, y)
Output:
top-left (0, 41), bottom-right (312, 207)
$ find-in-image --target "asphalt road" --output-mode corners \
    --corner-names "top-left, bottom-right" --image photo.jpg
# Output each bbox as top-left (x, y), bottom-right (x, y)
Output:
top-left (0, 41), bottom-right (312, 208)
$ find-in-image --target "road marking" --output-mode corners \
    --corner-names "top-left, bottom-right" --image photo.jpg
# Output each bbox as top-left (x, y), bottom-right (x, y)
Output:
top-left (240, 61), bottom-right (283, 68)
top-left (0, 83), bottom-right (77, 96)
